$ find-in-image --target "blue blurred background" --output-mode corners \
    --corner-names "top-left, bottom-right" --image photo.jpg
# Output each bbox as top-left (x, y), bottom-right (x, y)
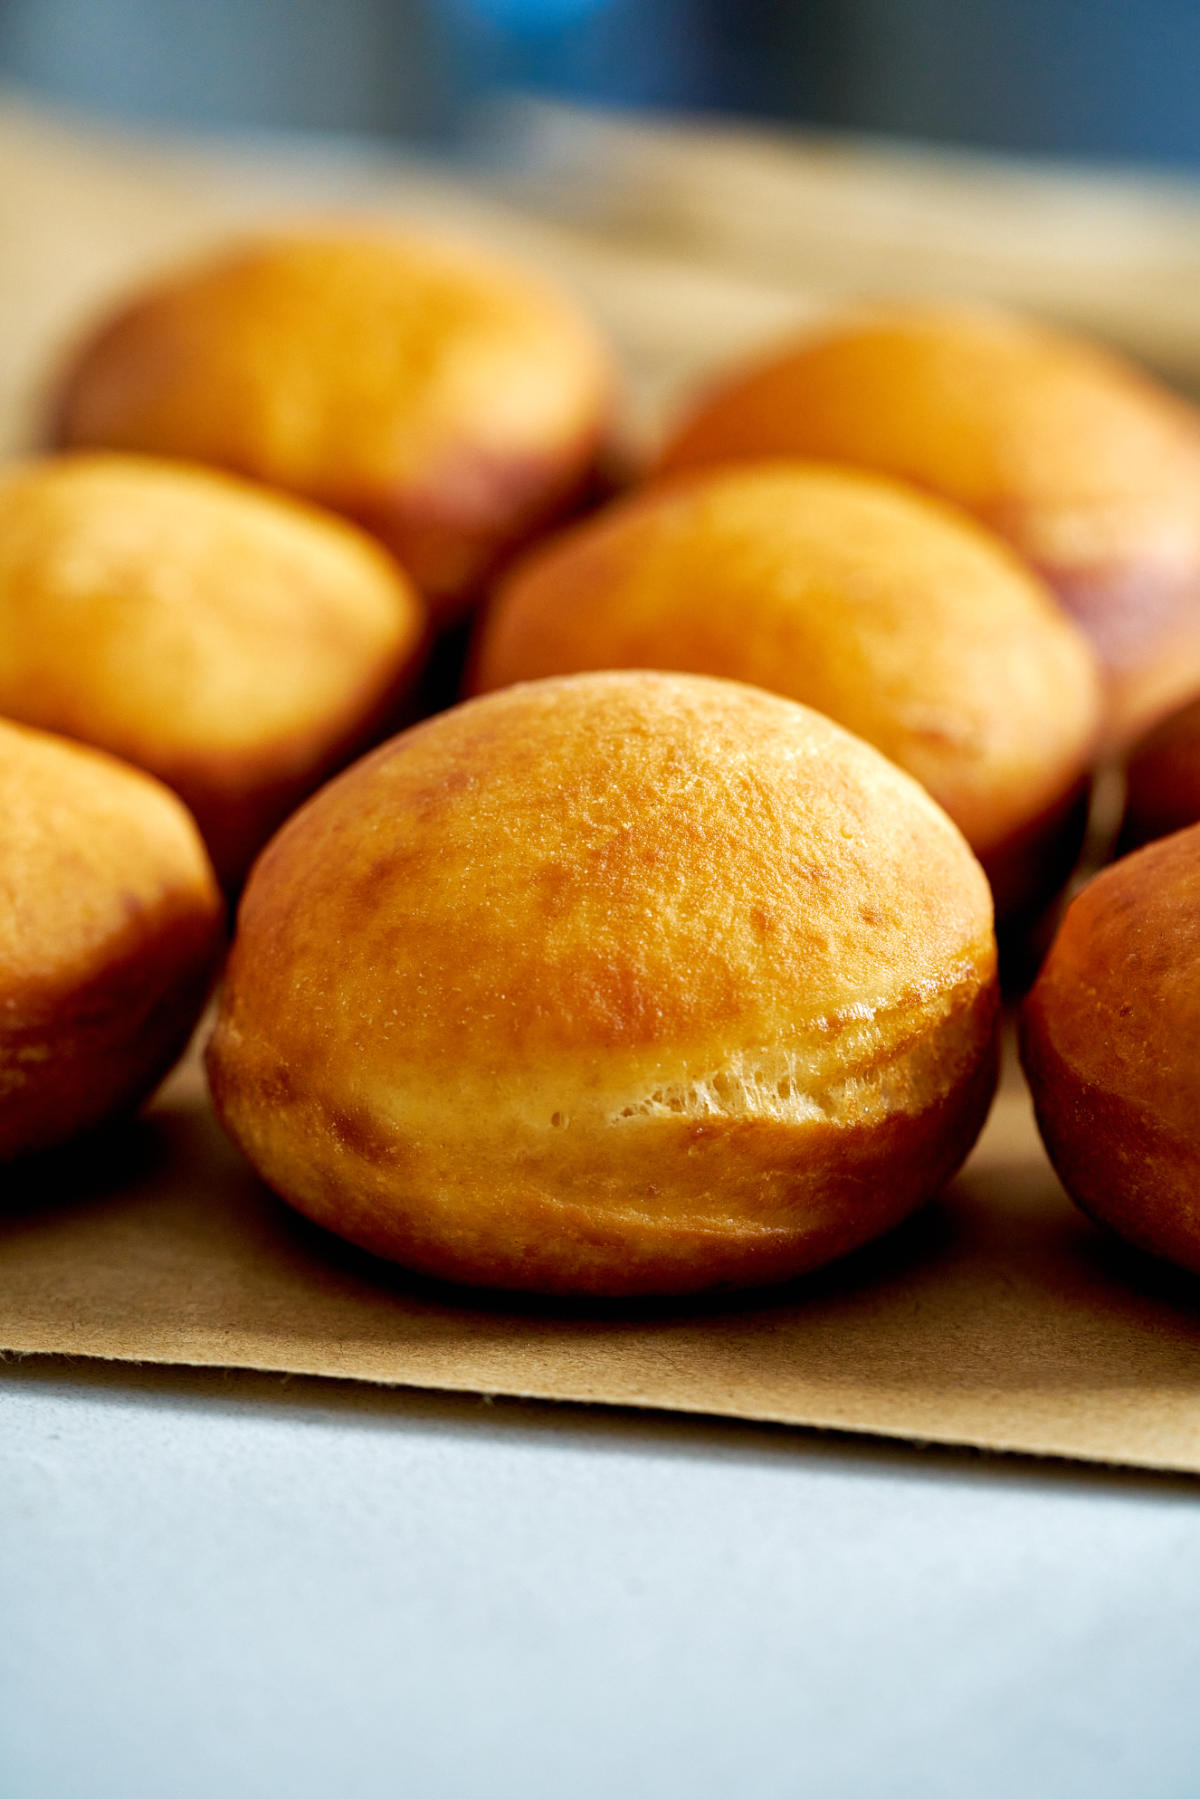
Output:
top-left (1, 0), bottom-right (1199, 164)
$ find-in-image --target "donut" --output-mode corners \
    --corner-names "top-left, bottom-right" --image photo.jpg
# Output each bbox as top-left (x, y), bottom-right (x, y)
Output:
top-left (1120, 695), bottom-right (1200, 850)
top-left (0, 452), bottom-right (425, 885)
top-left (1021, 825), bottom-right (1200, 1276)
top-left (207, 671), bottom-right (999, 1296)
top-left (0, 718), bottom-right (222, 1160)
top-left (471, 461), bottom-right (1101, 921)
top-left (656, 305), bottom-right (1200, 746)
top-left (53, 227), bottom-right (616, 624)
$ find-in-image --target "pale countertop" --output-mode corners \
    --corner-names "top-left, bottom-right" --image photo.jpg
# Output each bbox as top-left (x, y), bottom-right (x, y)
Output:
top-left (3, 1355), bottom-right (1199, 1799)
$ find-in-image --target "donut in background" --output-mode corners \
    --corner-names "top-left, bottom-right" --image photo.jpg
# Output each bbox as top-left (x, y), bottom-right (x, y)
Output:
top-left (656, 305), bottom-right (1200, 747)
top-left (0, 718), bottom-right (222, 1160)
top-left (53, 228), bottom-right (617, 626)
top-left (1120, 694), bottom-right (1200, 851)
top-left (472, 461), bottom-right (1101, 923)
top-left (0, 453), bottom-right (426, 885)
top-left (1021, 824), bottom-right (1200, 1277)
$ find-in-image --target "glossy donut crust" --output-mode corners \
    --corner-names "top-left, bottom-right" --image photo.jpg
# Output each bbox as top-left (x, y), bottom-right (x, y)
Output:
top-left (53, 229), bottom-right (616, 624)
top-left (208, 671), bottom-right (999, 1295)
top-left (0, 453), bottom-right (426, 885)
top-left (0, 719), bottom-right (223, 1160)
top-left (656, 306), bottom-right (1200, 746)
top-left (471, 461), bottom-right (1101, 920)
top-left (1120, 696), bottom-right (1200, 851)
top-left (1021, 825), bottom-right (1200, 1274)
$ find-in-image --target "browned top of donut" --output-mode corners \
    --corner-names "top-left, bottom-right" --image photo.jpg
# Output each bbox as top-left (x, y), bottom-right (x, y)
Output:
top-left (472, 461), bottom-right (1100, 874)
top-left (657, 305), bottom-right (1200, 744)
top-left (218, 671), bottom-right (995, 1126)
top-left (54, 228), bottom-right (616, 617)
top-left (0, 452), bottom-right (425, 881)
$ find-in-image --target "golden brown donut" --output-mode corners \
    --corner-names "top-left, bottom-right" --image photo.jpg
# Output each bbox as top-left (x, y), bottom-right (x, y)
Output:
top-left (1021, 826), bottom-right (1200, 1276)
top-left (208, 671), bottom-right (999, 1297)
top-left (53, 228), bottom-right (616, 624)
top-left (1120, 695), bottom-right (1200, 851)
top-left (0, 718), bottom-right (222, 1160)
top-left (0, 452), bottom-right (425, 885)
top-left (472, 461), bottom-right (1101, 922)
top-left (656, 305), bottom-right (1200, 746)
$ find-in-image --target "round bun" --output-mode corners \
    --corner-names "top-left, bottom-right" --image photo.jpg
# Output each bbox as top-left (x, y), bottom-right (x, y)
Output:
top-left (1021, 826), bottom-right (1200, 1275)
top-left (208, 671), bottom-right (999, 1296)
top-left (0, 718), bottom-right (222, 1159)
top-left (472, 462), bottom-right (1101, 921)
top-left (0, 453), bottom-right (426, 884)
top-left (656, 305), bottom-right (1200, 746)
top-left (1120, 695), bottom-right (1200, 850)
top-left (54, 228), bottom-right (615, 624)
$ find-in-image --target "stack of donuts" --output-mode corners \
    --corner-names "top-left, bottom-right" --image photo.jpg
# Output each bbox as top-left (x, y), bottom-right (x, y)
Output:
top-left (6, 223), bottom-right (1200, 1292)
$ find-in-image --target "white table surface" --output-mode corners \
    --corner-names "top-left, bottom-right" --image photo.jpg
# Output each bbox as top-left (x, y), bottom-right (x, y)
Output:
top-left (3, 1357), bottom-right (1198, 1799)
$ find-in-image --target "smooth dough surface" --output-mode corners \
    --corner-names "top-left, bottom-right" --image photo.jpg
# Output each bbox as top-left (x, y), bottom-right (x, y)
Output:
top-left (0, 718), bottom-right (223, 1160)
top-left (657, 306), bottom-right (1200, 744)
top-left (1121, 696), bottom-right (1200, 850)
top-left (209, 671), bottom-right (999, 1295)
top-left (0, 452), bottom-right (425, 883)
top-left (1021, 825), bottom-right (1200, 1275)
top-left (473, 461), bottom-right (1100, 918)
top-left (55, 229), bottom-right (616, 621)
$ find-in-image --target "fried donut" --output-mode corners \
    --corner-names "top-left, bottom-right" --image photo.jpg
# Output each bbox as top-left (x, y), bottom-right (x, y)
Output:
top-left (0, 453), bottom-right (425, 884)
top-left (472, 461), bottom-right (1101, 921)
top-left (1021, 825), bottom-right (1200, 1276)
top-left (657, 306), bottom-right (1200, 745)
top-left (0, 718), bottom-right (222, 1160)
top-left (208, 671), bottom-right (999, 1296)
top-left (1120, 696), bottom-right (1200, 850)
top-left (54, 228), bottom-right (616, 624)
